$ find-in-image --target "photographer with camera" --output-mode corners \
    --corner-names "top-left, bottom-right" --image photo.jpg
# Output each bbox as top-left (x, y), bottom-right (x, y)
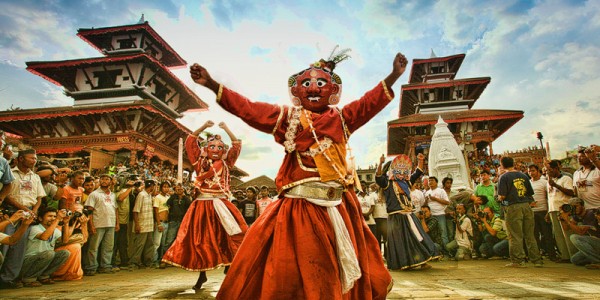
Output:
top-left (545, 159), bottom-right (576, 263)
top-left (445, 203), bottom-right (473, 260)
top-left (557, 198), bottom-right (600, 268)
top-left (417, 205), bottom-right (443, 254)
top-left (475, 207), bottom-right (508, 258)
top-left (0, 210), bottom-right (35, 269)
top-left (19, 207), bottom-right (71, 287)
top-left (0, 148), bottom-right (46, 289)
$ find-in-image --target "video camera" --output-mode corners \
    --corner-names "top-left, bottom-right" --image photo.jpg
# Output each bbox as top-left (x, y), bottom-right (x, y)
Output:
top-left (476, 211), bottom-right (486, 219)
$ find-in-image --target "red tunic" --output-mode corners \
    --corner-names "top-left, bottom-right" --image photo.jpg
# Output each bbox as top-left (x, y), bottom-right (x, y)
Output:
top-left (161, 135), bottom-right (247, 271)
top-left (216, 82), bottom-right (394, 299)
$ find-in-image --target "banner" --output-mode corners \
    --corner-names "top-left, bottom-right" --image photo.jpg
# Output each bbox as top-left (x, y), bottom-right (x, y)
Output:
top-left (89, 149), bottom-right (114, 172)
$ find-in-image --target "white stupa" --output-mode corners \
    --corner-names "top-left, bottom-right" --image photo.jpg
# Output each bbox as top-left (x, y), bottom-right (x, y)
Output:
top-left (428, 116), bottom-right (470, 190)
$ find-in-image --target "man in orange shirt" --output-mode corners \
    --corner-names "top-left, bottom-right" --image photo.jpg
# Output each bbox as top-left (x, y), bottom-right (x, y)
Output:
top-left (59, 171), bottom-right (84, 211)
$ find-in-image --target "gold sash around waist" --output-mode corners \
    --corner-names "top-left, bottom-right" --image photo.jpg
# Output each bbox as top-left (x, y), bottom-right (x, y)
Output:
top-left (285, 183), bottom-right (345, 201)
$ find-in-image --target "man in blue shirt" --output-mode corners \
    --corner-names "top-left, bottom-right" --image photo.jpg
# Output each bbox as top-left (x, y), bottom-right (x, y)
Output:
top-left (498, 156), bottom-right (542, 268)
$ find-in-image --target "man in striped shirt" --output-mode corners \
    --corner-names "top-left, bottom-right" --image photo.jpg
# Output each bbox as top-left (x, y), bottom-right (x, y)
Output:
top-left (129, 180), bottom-right (156, 269)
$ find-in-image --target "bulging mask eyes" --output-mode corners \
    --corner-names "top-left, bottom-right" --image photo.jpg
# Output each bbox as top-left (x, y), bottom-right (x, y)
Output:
top-left (316, 79), bottom-right (327, 87)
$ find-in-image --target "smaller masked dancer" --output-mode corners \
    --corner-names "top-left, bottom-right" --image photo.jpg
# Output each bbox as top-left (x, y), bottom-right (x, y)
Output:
top-left (375, 153), bottom-right (440, 270)
top-left (162, 120), bottom-right (247, 290)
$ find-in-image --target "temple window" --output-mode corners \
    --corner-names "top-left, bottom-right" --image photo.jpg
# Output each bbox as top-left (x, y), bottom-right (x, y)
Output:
top-left (117, 38), bottom-right (136, 49)
top-left (437, 87), bottom-right (452, 101)
top-left (93, 69), bottom-right (122, 89)
top-left (476, 121), bottom-right (489, 131)
top-left (430, 62), bottom-right (446, 74)
top-left (415, 126), bottom-right (427, 135)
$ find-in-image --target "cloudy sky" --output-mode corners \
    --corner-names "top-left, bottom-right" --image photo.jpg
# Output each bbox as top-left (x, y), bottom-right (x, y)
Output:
top-left (1, 0), bottom-right (598, 179)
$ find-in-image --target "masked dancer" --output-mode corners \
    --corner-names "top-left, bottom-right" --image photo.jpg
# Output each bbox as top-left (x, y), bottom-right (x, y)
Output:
top-left (161, 121), bottom-right (247, 290)
top-left (375, 153), bottom-right (440, 270)
top-left (190, 49), bottom-right (406, 299)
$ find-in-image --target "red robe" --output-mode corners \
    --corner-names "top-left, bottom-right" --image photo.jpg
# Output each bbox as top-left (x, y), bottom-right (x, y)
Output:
top-left (216, 82), bottom-right (394, 299)
top-left (161, 135), bottom-right (247, 271)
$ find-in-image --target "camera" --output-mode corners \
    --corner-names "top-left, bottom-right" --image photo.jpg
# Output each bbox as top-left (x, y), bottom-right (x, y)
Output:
top-left (560, 204), bottom-right (573, 213)
top-left (68, 209), bottom-right (92, 219)
top-left (477, 211), bottom-right (486, 219)
top-left (416, 211), bottom-right (423, 217)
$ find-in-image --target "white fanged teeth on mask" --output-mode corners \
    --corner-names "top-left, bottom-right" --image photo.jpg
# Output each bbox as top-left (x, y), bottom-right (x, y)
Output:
top-left (308, 97), bottom-right (320, 102)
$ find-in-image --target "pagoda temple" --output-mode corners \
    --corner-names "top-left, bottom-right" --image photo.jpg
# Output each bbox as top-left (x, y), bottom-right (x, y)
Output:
top-left (0, 21), bottom-right (205, 170)
top-left (387, 53), bottom-right (524, 160)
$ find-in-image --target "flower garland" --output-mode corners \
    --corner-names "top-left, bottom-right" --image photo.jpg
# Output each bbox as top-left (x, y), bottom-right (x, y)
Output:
top-left (284, 107), bottom-right (302, 153)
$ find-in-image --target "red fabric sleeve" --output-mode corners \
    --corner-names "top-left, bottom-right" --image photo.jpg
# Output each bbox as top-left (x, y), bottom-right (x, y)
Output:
top-left (342, 81), bottom-right (395, 133)
top-left (218, 87), bottom-right (284, 135)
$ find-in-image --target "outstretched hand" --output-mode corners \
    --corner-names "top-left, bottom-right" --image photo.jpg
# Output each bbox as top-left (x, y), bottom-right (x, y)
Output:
top-left (190, 63), bottom-right (219, 94)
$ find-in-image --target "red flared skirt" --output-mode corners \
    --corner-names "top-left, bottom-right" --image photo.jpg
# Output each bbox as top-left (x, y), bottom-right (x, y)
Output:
top-left (216, 191), bottom-right (392, 300)
top-left (162, 199), bottom-right (247, 271)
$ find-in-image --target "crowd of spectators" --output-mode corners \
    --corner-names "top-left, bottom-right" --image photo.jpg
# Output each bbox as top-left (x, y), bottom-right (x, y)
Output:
top-left (360, 144), bottom-right (599, 270)
top-left (1, 128), bottom-right (598, 289)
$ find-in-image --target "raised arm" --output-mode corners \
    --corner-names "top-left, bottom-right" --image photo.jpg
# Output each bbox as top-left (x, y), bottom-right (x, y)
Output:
top-left (219, 122), bottom-right (238, 142)
top-left (192, 120), bottom-right (215, 138)
top-left (190, 64), bottom-right (220, 95)
top-left (383, 52), bottom-right (408, 89)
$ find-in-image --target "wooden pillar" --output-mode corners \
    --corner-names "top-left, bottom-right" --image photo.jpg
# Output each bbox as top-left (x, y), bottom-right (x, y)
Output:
top-left (129, 146), bottom-right (137, 167)
top-left (489, 141), bottom-right (494, 156)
